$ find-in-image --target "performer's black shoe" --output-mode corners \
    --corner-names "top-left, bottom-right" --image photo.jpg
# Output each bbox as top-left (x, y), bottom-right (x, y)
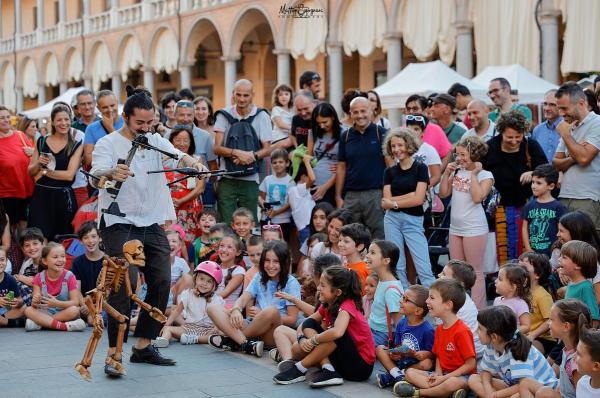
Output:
top-left (130, 344), bottom-right (176, 366)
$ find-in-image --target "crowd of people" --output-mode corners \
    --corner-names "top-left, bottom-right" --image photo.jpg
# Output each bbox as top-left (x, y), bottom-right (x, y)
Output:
top-left (0, 70), bottom-right (600, 397)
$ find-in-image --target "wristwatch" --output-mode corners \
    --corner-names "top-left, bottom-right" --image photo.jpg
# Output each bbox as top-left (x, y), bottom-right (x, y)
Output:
top-left (42, 169), bottom-right (48, 176)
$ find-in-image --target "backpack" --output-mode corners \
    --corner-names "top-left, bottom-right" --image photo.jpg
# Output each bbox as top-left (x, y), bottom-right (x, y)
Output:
top-left (215, 108), bottom-right (267, 176)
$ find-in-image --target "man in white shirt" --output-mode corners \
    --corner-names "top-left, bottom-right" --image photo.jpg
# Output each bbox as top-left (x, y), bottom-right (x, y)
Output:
top-left (91, 88), bottom-right (207, 376)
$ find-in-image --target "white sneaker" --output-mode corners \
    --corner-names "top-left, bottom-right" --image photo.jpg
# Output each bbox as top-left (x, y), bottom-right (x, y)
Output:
top-left (152, 336), bottom-right (170, 348)
top-left (25, 319), bottom-right (42, 332)
top-left (66, 319), bottom-right (86, 332)
top-left (179, 334), bottom-right (198, 345)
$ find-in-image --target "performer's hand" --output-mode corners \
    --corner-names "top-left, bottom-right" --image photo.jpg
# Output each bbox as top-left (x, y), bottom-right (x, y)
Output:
top-left (112, 163), bottom-right (133, 182)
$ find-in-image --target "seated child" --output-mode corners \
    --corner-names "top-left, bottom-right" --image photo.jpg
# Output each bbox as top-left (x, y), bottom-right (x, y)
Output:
top-left (296, 233), bottom-right (326, 279)
top-left (519, 252), bottom-right (557, 355)
top-left (338, 223), bottom-right (371, 290)
top-left (215, 234), bottom-right (246, 309)
top-left (439, 260), bottom-right (484, 357)
top-left (273, 266), bottom-right (375, 387)
top-left (243, 235), bottom-right (264, 289)
top-left (230, 207), bottom-right (255, 263)
top-left (262, 224), bottom-right (284, 242)
top-left (207, 241), bottom-right (300, 357)
top-left (395, 279), bottom-right (476, 398)
top-left (468, 305), bottom-right (557, 397)
top-left (376, 285), bottom-right (434, 389)
top-left (362, 274), bottom-right (378, 319)
top-left (493, 264), bottom-right (532, 334)
top-left (191, 208), bottom-right (217, 264)
top-left (203, 223), bottom-right (233, 262)
top-left (156, 261), bottom-right (224, 346)
top-left (23, 242), bottom-right (86, 332)
top-left (0, 247), bottom-right (25, 327)
top-left (576, 322), bottom-right (600, 396)
top-left (165, 230), bottom-right (191, 309)
top-left (13, 228), bottom-right (45, 306)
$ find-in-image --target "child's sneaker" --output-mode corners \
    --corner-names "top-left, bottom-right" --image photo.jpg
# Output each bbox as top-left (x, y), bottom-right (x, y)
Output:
top-left (376, 371), bottom-right (404, 388)
top-left (179, 334), bottom-right (198, 345)
top-left (240, 340), bottom-right (264, 357)
top-left (393, 381), bottom-right (419, 397)
top-left (452, 389), bottom-right (467, 398)
top-left (152, 336), bottom-right (170, 348)
top-left (66, 319), bottom-right (86, 332)
top-left (273, 365), bottom-right (306, 385)
top-left (269, 347), bottom-right (282, 363)
top-left (277, 359), bottom-right (296, 373)
top-left (25, 319), bottom-right (42, 332)
top-left (308, 368), bottom-right (343, 388)
top-left (208, 335), bottom-right (239, 351)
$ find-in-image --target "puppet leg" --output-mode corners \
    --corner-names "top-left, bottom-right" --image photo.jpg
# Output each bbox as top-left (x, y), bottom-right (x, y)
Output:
top-left (75, 294), bottom-right (104, 381)
top-left (102, 300), bottom-right (129, 376)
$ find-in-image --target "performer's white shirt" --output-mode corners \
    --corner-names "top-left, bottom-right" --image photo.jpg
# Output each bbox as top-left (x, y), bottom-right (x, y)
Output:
top-left (91, 129), bottom-right (185, 228)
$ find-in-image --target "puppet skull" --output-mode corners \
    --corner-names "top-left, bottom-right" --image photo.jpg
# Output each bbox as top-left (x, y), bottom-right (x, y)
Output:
top-left (123, 240), bottom-right (145, 267)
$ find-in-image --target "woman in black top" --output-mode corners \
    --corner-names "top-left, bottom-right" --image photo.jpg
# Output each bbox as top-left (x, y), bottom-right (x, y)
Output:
top-left (382, 128), bottom-right (435, 289)
top-left (481, 110), bottom-right (547, 263)
top-left (27, 104), bottom-right (83, 240)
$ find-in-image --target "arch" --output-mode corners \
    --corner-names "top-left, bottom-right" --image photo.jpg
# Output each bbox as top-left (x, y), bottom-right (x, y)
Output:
top-left (115, 33), bottom-right (144, 81)
top-left (0, 61), bottom-right (16, 110)
top-left (87, 40), bottom-right (112, 90)
top-left (145, 24), bottom-right (179, 74)
top-left (63, 46), bottom-right (84, 83)
top-left (182, 16), bottom-right (224, 64)
top-left (19, 56), bottom-right (39, 98)
top-left (40, 50), bottom-right (62, 86)
top-left (226, 4), bottom-right (277, 57)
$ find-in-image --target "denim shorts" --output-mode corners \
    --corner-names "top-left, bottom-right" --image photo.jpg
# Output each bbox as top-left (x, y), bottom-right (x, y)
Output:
top-left (371, 328), bottom-right (389, 347)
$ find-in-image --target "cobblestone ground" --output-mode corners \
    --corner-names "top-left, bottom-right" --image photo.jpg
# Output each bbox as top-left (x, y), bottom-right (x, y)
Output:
top-left (0, 328), bottom-right (391, 398)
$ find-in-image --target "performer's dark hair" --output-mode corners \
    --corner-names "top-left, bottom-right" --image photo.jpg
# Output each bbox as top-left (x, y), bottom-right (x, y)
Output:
top-left (124, 84), bottom-right (154, 117)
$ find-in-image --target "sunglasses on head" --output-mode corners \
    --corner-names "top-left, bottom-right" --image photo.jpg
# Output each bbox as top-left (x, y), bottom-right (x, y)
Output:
top-left (406, 115), bottom-right (425, 123)
top-left (262, 224), bottom-right (282, 231)
top-left (176, 100), bottom-right (194, 108)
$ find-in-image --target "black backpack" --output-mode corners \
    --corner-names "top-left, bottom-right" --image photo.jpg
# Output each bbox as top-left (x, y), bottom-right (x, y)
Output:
top-left (215, 108), bottom-right (267, 176)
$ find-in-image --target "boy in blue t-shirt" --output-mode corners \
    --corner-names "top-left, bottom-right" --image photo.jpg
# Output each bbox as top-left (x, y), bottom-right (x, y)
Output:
top-left (521, 164), bottom-right (567, 257)
top-left (0, 247), bottom-right (24, 327)
top-left (376, 285), bottom-right (434, 388)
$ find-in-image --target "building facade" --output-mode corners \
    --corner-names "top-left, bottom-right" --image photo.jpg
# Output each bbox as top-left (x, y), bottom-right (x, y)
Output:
top-left (0, 0), bottom-right (597, 114)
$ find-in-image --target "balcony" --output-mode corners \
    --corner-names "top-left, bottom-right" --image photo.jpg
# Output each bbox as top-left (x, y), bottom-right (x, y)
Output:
top-left (65, 20), bottom-right (82, 39)
top-left (20, 31), bottom-right (37, 50)
top-left (151, 0), bottom-right (179, 18)
top-left (88, 11), bottom-right (111, 34)
top-left (191, 0), bottom-right (231, 8)
top-left (0, 37), bottom-right (14, 53)
top-left (119, 3), bottom-right (143, 26)
top-left (42, 26), bottom-right (59, 43)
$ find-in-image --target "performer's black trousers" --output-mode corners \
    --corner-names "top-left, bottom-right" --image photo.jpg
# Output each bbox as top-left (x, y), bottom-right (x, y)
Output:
top-left (101, 223), bottom-right (170, 347)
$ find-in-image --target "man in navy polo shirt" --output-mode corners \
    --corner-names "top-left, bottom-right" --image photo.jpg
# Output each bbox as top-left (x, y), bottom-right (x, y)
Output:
top-left (335, 97), bottom-right (392, 238)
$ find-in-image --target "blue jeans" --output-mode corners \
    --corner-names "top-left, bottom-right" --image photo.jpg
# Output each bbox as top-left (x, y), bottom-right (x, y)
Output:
top-left (371, 328), bottom-right (389, 347)
top-left (384, 210), bottom-right (435, 289)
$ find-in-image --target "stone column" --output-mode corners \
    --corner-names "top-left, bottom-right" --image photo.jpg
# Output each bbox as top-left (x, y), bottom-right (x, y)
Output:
top-left (16, 86), bottom-right (24, 113)
top-left (111, 73), bottom-right (122, 103)
top-left (327, 42), bottom-right (344, 117)
top-left (222, 55), bottom-right (239, 106)
top-left (59, 80), bottom-right (68, 94)
top-left (384, 33), bottom-right (402, 127)
top-left (38, 84), bottom-right (46, 106)
top-left (110, 0), bottom-right (119, 29)
top-left (82, 0), bottom-right (90, 34)
top-left (455, 21), bottom-right (474, 78)
top-left (179, 63), bottom-right (193, 90)
top-left (143, 68), bottom-right (155, 98)
top-left (36, 0), bottom-right (44, 44)
top-left (539, 2), bottom-right (560, 84)
top-left (141, 0), bottom-right (152, 21)
top-left (273, 49), bottom-right (291, 86)
top-left (83, 74), bottom-right (92, 89)
top-left (58, 0), bottom-right (67, 38)
top-left (14, 0), bottom-right (22, 49)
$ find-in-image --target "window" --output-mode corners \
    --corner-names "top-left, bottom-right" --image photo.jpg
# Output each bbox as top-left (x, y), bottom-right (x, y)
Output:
top-left (33, 6), bottom-right (38, 29)
top-left (54, 1), bottom-right (59, 24)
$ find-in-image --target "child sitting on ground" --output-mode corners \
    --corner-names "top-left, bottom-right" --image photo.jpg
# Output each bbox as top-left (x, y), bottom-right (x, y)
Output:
top-left (166, 230), bottom-right (191, 308)
top-left (493, 264), bottom-right (532, 334)
top-left (13, 228), bottom-right (45, 306)
top-left (362, 274), bottom-right (378, 319)
top-left (376, 285), bottom-right (434, 389)
top-left (191, 208), bottom-right (217, 264)
top-left (576, 322), bottom-right (600, 396)
top-left (156, 261), bottom-right (224, 346)
top-left (395, 279), bottom-right (476, 398)
top-left (561, 240), bottom-right (600, 325)
top-left (338, 223), bottom-right (371, 290)
top-left (23, 242), bottom-right (86, 332)
top-left (215, 234), bottom-right (246, 309)
top-left (243, 235), bottom-right (264, 289)
top-left (0, 247), bottom-right (25, 327)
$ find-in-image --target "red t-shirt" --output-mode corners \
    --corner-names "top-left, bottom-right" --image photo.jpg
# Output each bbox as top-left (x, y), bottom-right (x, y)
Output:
top-left (462, 114), bottom-right (472, 130)
top-left (0, 132), bottom-right (34, 198)
top-left (432, 319), bottom-right (476, 374)
top-left (421, 123), bottom-right (452, 159)
top-left (347, 261), bottom-right (369, 293)
top-left (33, 270), bottom-right (78, 296)
top-left (318, 299), bottom-right (375, 365)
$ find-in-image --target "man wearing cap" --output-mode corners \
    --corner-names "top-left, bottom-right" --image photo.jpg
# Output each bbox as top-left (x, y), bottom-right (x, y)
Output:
top-left (429, 93), bottom-right (466, 145)
top-left (299, 71), bottom-right (322, 100)
top-left (487, 77), bottom-right (532, 123)
top-left (164, 100), bottom-right (217, 171)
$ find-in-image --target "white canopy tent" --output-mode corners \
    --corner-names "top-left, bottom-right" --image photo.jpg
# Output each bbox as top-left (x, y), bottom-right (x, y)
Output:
top-left (21, 87), bottom-right (123, 120)
top-left (472, 64), bottom-right (557, 104)
top-left (374, 60), bottom-right (487, 109)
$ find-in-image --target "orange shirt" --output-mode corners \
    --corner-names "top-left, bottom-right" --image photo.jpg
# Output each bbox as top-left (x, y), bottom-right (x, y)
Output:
top-left (243, 266), bottom-right (259, 289)
top-left (347, 261), bottom-right (370, 293)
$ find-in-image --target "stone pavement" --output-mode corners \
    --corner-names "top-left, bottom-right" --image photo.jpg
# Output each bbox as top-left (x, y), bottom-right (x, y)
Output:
top-left (0, 328), bottom-right (392, 398)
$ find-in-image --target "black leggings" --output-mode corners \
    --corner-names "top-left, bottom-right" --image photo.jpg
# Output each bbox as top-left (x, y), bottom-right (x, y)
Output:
top-left (302, 318), bottom-right (373, 381)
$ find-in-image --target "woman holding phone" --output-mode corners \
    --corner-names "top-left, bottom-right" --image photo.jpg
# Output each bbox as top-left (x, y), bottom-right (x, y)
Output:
top-left (28, 104), bottom-right (83, 240)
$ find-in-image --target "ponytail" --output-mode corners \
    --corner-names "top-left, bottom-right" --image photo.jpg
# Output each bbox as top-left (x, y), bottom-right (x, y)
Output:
top-left (322, 265), bottom-right (363, 317)
top-left (505, 330), bottom-right (532, 362)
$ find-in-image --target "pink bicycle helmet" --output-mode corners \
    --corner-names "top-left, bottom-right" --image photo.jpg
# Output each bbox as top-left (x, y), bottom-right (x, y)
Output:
top-left (194, 261), bottom-right (223, 285)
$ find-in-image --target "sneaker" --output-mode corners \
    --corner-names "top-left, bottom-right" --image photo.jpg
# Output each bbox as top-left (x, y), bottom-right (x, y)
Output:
top-left (152, 336), bottom-right (170, 348)
top-left (269, 347), bottom-right (282, 363)
top-left (104, 355), bottom-right (125, 378)
top-left (25, 319), bottom-right (42, 332)
top-left (393, 381), bottom-right (418, 397)
top-left (207, 335), bottom-right (239, 351)
top-left (452, 389), bottom-right (467, 398)
top-left (130, 344), bottom-right (176, 366)
top-left (277, 359), bottom-right (297, 373)
top-left (66, 318), bottom-right (86, 332)
top-left (308, 368), bottom-right (344, 388)
top-left (376, 372), bottom-right (403, 388)
top-left (179, 334), bottom-right (198, 345)
top-left (240, 340), bottom-right (264, 357)
top-left (273, 364), bottom-right (306, 385)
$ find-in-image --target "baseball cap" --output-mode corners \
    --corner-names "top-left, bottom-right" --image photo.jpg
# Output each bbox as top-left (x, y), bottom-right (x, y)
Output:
top-left (432, 93), bottom-right (456, 109)
top-left (299, 71), bottom-right (321, 88)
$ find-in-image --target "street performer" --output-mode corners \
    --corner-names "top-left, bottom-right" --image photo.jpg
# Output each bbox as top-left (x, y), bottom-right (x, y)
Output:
top-left (90, 86), bottom-right (208, 377)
